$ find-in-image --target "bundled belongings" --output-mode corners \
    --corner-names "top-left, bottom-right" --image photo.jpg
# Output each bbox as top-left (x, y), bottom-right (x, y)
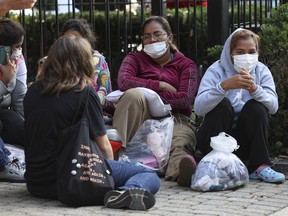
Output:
top-left (119, 117), bottom-right (174, 173)
top-left (192, 132), bottom-right (249, 191)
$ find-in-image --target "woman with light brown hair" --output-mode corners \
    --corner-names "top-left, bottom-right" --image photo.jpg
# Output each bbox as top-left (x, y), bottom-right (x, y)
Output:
top-left (24, 34), bottom-right (160, 210)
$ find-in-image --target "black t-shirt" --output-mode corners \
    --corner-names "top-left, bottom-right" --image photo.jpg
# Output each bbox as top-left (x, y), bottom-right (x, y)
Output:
top-left (24, 82), bottom-right (106, 185)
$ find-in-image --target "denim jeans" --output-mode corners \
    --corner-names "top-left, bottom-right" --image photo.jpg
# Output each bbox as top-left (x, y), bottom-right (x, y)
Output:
top-left (0, 137), bottom-right (10, 171)
top-left (27, 159), bottom-right (161, 200)
top-left (107, 159), bottom-right (160, 194)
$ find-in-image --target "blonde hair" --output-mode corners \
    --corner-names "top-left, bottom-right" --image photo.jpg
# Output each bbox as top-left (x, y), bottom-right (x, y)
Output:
top-left (39, 34), bottom-right (94, 95)
top-left (230, 29), bottom-right (260, 54)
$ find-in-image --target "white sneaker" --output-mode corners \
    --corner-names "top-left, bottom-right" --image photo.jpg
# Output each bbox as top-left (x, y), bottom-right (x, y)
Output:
top-left (0, 158), bottom-right (25, 183)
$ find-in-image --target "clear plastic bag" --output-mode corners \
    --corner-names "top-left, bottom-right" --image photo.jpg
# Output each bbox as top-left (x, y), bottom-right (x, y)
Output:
top-left (191, 132), bottom-right (249, 191)
top-left (5, 144), bottom-right (25, 163)
top-left (119, 116), bottom-right (174, 172)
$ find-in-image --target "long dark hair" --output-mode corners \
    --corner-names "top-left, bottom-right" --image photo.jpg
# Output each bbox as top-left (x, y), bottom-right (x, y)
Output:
top-left (60, 18), bottom-right (96, 49)
top-left (0, 18), bottom-right (25, 46)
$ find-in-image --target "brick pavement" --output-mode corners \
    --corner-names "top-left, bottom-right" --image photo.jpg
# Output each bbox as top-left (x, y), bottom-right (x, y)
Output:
top-left (0, 175), bottom-right (288, 216)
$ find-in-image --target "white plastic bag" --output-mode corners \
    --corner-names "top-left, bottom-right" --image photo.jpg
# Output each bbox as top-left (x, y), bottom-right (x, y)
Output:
top-left (191, 132), bottom-right (249, 191)
top-left (105, 88), bottom-right (172, 117)
top-left (5, 144), bottom-right (25, 163)
top-left (119, 117), bottom-right (174, 172)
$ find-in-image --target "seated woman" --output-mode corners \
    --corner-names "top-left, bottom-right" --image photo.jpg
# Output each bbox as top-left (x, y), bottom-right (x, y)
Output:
top-left (112, 16), bottom-right (199, 186)
top-left (0, 18), bottom-right (27, 147)
top-left (24, 34), bottom-right (160, 210)
top-left (195, 28), bottom-right (285, 184)
top-left (59, 18), bottom-right (113, 122)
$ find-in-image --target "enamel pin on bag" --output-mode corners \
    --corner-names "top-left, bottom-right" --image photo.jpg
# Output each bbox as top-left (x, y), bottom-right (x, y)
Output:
top-left (57, 87), bottom-right (114, 206)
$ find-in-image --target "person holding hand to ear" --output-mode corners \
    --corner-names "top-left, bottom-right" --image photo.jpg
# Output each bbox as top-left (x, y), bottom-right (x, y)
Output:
top-left (0, 18), bottom-right (27, 147)
top-left (195, 28), bottom-right (285, 184)
top-left (0, 53), bottom-right (17, 85)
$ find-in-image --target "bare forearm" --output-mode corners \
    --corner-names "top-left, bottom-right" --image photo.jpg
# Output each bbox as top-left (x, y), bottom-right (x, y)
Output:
top-left (95, 135), bottom-right (114, 160)
top-left (0, 0), bottom-right (37, 15)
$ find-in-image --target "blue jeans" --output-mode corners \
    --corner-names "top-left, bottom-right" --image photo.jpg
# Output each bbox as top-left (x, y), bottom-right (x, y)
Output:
top-left (108, 160), bottom-right (160, 195)
top-left (27, 160), bottom-right (161, 199)
top-left (0, 137), bottom-right (10, 171)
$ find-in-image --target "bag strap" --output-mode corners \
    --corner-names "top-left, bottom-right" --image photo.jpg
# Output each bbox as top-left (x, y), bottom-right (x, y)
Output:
top-left (71, 86), bottom-right (91, 125)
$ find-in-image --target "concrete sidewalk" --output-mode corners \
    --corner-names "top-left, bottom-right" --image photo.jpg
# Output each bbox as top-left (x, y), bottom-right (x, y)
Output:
top-left (0, 176), bottom-right (288, 216)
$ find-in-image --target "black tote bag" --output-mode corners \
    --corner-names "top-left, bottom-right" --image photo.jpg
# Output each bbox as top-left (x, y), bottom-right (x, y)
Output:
top-left (57, 87), bottom-right (115, 206)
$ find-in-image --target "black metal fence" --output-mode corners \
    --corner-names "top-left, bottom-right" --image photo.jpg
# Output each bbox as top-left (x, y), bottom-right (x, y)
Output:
top-left (6, 0), bottom-right (286, 86)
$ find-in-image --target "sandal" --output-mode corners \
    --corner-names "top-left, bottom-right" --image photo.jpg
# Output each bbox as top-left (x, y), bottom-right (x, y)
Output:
top-left (249, 164), bottom-right (285, 184)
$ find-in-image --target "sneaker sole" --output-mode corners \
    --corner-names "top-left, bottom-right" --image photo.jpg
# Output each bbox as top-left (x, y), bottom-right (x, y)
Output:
top-left (177, 155), bottom-right (197, 187)
top-left (104, 188), bottom-right (155, 210)
top-left (0, 178), bottom-right (25, 183)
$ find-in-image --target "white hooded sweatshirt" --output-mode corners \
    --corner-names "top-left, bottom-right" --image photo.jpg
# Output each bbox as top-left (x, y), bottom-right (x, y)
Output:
top-left (194, 28), bottom-right (278, 117)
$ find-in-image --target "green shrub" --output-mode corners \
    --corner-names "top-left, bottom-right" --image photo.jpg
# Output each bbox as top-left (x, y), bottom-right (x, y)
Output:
top-left (9, 7), bottom-right (207, 89)
top-left (207, 44), bottom-right (223, 64)
top-left (259, 4), bottom-right (288, 156)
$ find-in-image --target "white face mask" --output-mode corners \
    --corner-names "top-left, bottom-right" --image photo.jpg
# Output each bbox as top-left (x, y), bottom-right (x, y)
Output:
top-left (143, 41), bottom-right (168, 59)
top-left (233, 54), bottom-right (258, 73)
top-left (11, 47), bottom-right (22, 60)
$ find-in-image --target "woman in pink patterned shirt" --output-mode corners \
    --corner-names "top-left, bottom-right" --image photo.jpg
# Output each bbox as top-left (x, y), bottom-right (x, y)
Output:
top-left (60, 18), bottom-right (113, 109)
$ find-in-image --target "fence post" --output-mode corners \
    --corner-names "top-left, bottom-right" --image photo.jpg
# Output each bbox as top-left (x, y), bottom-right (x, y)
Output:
top-left (151, 0), bottom-right (165, 16)
top-left (207, 0), bottom-right (229, 47)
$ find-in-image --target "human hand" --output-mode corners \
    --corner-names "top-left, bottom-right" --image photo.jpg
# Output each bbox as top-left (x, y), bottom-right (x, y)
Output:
top-left (0, 0), bottom-right (37, 15)
top-left (159, 81), bottom-right (177, 92)
top-left (0, 53), bottom-right (16, 86)
top-left (221, 68), bottom-right (255, 91)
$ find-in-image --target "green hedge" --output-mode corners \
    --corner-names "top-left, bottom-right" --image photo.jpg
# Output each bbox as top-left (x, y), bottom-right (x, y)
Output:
top-left (259, 4), bottom-right (288, 155)
top-left (10, 7), bottom-right (207, 88)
